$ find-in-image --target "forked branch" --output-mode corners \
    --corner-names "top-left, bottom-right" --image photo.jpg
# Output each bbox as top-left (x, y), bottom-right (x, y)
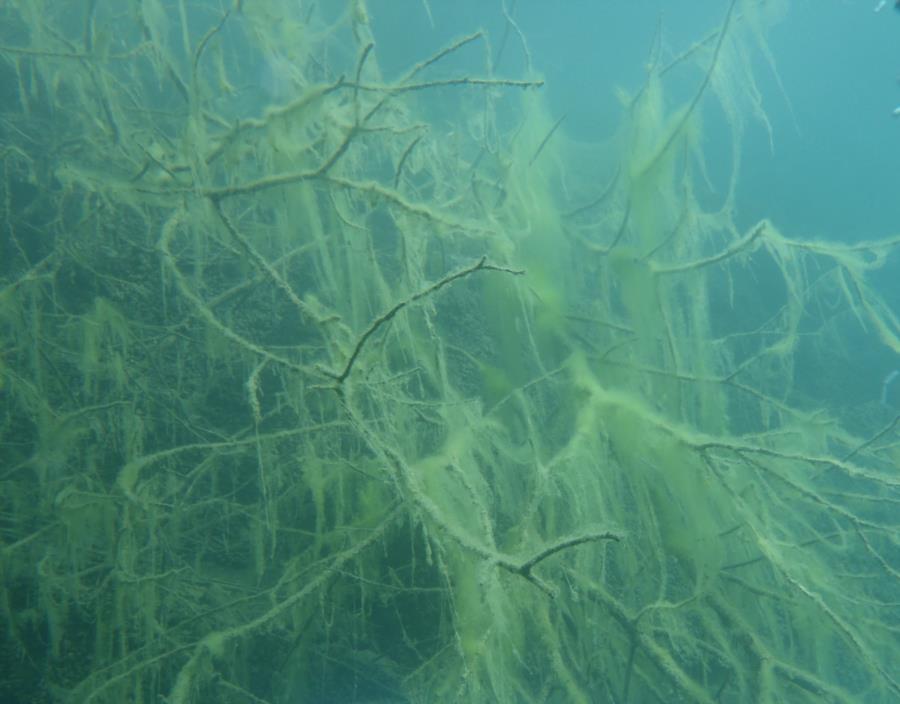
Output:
top-left (325, 256), bottom-right (524, 385)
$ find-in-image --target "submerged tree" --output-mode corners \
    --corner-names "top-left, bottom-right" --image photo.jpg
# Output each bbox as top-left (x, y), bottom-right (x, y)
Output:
top-left (1, 1), bottom-right (898, 702)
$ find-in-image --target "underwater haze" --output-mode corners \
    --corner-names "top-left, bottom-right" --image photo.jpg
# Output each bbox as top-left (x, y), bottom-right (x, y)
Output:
top-left (1, 1), bottom-right (899, 702)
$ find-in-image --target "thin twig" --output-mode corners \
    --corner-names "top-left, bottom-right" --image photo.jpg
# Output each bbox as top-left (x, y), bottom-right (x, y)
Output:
top-left (348, 76), bottom-right (544, 94)
top-left (841, 415), bottom-right (900, 461)
top-left (529, 113), bottom-right (566, 167)
top-left (325, 256), bottom-right (524, 384)
top-left (394, 132), bottom-right (424, 188)
top-left (498, 529), bottom-right (625, 597)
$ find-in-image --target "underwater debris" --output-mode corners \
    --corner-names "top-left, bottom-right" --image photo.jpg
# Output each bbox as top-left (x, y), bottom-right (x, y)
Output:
top-left (881, 369), bottom-right (900, 404)
top-left (1, 2), bottom-right (899, 703)
top-left (873, 0), bottom-right (900, 12)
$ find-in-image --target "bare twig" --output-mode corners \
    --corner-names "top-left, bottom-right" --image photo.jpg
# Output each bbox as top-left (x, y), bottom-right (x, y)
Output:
top-left (529, 113), bottom-right (566, 167)
top-left (325, 256), bottom-right (524, 384)
top-left (497, 529), bottom-right (624, 597)
top-left (349, 76), bottom-right (544, 94)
